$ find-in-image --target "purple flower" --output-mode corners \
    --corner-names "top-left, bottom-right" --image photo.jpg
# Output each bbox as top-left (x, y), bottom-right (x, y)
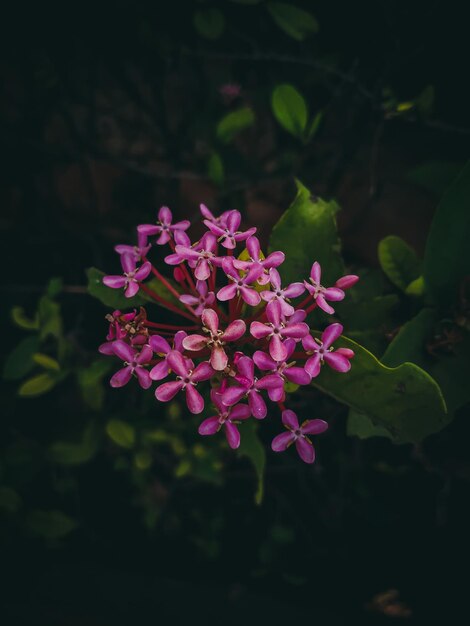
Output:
top-left (149, 330), bottom-right (187, 381)
top-left (155, 351), bottom-right (214, 414)
top-left (103, 254), bottom-right (151, 298)
top-left (302, 323), bottom-right (354, 378)
top-left (253, 338), bottom-right (311, 401)
top-left (250, 300), bottom-right (309, 361)
top-left (109, 340), bottom-right (153, 389)
top-left (138, 206), bottom-right (190, 246)
top-left (232, 236), bottom-right (285, 285)
top-left (204, 210), bottom-right (256, 249)
top-left (179, 280), bottom-right (215, 316)
top-left (182, 308), bottom-right (246, 371)
top-left (272, 410), bottom-right (328, 464)
top-left (335, 274), bottom-right (359, 290)
top-left (304, 262), bottom-right (346, 314)
top-left (169, 232), bottom-right (222, 280)
top-left (200, 204), bottom-right (232, 228)
top-left (221, 356), bottom-right (283, 419)
top-left (259, 268), bottom-right (305, 315)
top-left (217, 258), bottom-right (264, 306)
top-left (198, 389), bottom-right (250, 449)
top-left (114, 229), bottom-right (151, 262)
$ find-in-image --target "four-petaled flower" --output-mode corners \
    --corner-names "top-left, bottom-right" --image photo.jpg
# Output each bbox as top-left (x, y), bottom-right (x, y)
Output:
top-left (198, 390), bottom-right (251, 449)
top-left (179, 280), bottom-right (215, 316)
top-left (170, 232), bottom-right (221, 281)
top-left (114, 229), bottom-right (151, 262)
top-left (250, 300), bottom-right (309, 361)
top-left (103, 254), bottom-right (151, 298)
top-left (271, 410), bottom-right (328, 464)
top-left (110, 340), bottom-right (153, 389)
top-left (259, 268), bottom-right (305, 315)
top-left (182, 308), bottom-right (246, 371)
top-left (233, 236), bottom-right (285, 285)
top-left (204, 210), bottom-right (256, 249)
top-left (138, 206), bottom-right (190, 246)
top-left (222, 356), bottom-right (284, 419)
top-left (149, 330), bottom-right (187, 381)
top-left (218, 259), bottom-right (264, 306)
top-left (200, 203), bottom-right (232, 228)
top-left (155, 351), bottom-right (214, 414)
top-left (304, 262), bottom-right (346, 314)
top-left (302, 323), bottom-right (354, 378)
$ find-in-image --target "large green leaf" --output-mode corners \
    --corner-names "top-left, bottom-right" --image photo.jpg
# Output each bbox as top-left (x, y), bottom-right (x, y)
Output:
top-left (269, 180), bottom-right (344, 285)
top-left (407, 160), bottom-right (464, 195)
top-left (271, 84), bottom-right (308, 139)
top-left (18, 373), bottom-right (57, 397)
top-left (266, 2), bottom-right (318, 40)
top-left (423, 161), bottom-right (470, 307)
top-left (216, 107), bottom-right (255, 143)
top-left (312, 335), bottom-right (448, 443)
top-left (237, 420), bottom-right (265, 505)
top-left (378, 235), bottom-right (422, 292)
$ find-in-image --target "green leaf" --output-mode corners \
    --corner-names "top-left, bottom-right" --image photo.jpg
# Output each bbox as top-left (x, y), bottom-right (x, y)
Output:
top-left (38, 295), bottom-right (62, 340)
top-left (106, 419), bottom-right (135, 449)
top-left (306, 111), bottom-right (323, 141)
top-left (46, 277), bottom-right (63, 298)
top-left (207, 151), bottom-right (225, 186)
top-left (271, 84), bottom-right (308, 139)
top-left (3, 336), bottom-right (40, 380)
top-left (378, 236), bottom-right (422, 291)
top-left (11, 306), bottom-right (39, 330)
top-left (347, 410), bottom-right (392, 440)
top-left (18, 373), bottom-right (57, 397)
top-left (237, 420), bottom-right (265, 504)
top-left (216, 107), bottom-right (255, 143)
top-left (423, 161), bottom-right (470, 308)
top-left (194, 8), bottom-right (225, 40)
top-left (77, 359), bottom-right (112, 411)
top-left (405, 276), bottom-right (425, 296)
top-left (269, 179), bottom-right (344, 285)
top-left (407, 160), bottom-right (464, 195)
top-left (0, 486), bottom-right (22, 513)
top-left (312, 334), bottom-right (449, 443)
top-left (266, 2), bottom-right (319, 40)
top-left (27, 510), bottom-right (77, 539)
top-left (49, 423), bottom-right (99, 466)
top-left (32, 353), bottom-right (60, 371)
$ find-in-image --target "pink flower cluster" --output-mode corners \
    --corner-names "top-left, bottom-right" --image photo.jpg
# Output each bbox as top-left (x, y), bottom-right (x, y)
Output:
top-left (100, 205), bottom-right (358, 463)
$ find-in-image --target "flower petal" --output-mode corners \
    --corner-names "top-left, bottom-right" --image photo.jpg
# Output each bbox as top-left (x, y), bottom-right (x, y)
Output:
top-left (224, 421), bottom-right (241, 449)
top-left (301, 419), bottom-right (329, 435)
top-left (211, 345), bottom-right (228, 371)
top-left (310, 261), bottom-right (322, 284)
top-left (198, 416), bottom-right (221, 436)
top-left (125, 281), bottom-right (140, 298)
top-left (217, 284), bottom-right (238, 302)
top-left (136, 345), bottom-right (153, 364)
top-left (191, 361), bottom-right (214, 382)
top-left (185, 385), bottom-right (204, 414)
top-left (223, 319), bottom-right (246, 342)
top-left (149, 335), bottom-right (171, 355)
top-left (201, 308), bottom-right (219, 334)
top-left (236, 356), bottom-right (254, 382)
top-left (135, 367), bottom-right (152, 389)
top-left (222, 385), bottom-right (247, 406)
top-left (321, 323), bottom-right (343, 348)
top-left (166, 350), bottom-right (189, 377)
top-left (110, 365), bottom-right (133, 388)
top-left (230, 404), bottom-right (251, 420)
top-left (195, 258), bottom-right (211, 281)
top-left (149, 360), bottom-right (170, 381)
top-left (323, 351), bottom-right (352, 373)
top-left (103, 275), bottom-right (126, 289)
top-left (252, 350), bottom-right (276, 371)
top-left (335, 274), bottom-right (359, 290)
top-left (182, 334), bottom-right (207, 352)
top-left (271, 431), bottom-right (295, 452)
top-left (285, 367), bottom-right (311, 385)
top-left (158, 206), bottom-right (172, 224)
top-left (250, 321), bottom-right (272, 340)
top-left (283, 282), bottom-right (305, 298)
top-left (112, 340), bottom-right (135, 362)
top-left (269, 334), bottom-right (288, 361)
top-left (240, 286), bottom-right (261, 306)
top-left (266, 300), bottom-right (282, 326)
top-left (134, 262), bottom-right (152, 281)
top-left (155, 380), bottom-right (184, 401)
top-left (296, 437), bottom-right (315, 464)
top-left (305, 354), bottom-right (321, 378)
top-left (315, 294), bottom-right (335, 315)
top-left (282, 409), bottom-right (300, 430)
top-left (282, 322), bottom-right (309, 339)
top-left (256, 373), bottom-right (283, 391)
top-left (249, 391), bottom-right (267, 419)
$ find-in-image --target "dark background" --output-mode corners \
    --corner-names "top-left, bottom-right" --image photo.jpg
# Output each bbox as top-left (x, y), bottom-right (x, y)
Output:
top-left (1, 2), bottom-right (469, 624)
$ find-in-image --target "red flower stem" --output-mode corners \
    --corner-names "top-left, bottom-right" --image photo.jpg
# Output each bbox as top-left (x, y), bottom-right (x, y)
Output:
top-left (304, 301), bottom-right (318, 315)
top-left (139, 283), bottom-right (197, 322)
top-left (209, 266), bottom-right (216, 292)
top-left (296, 294), bottom-right (314, 310)
top-left (292, 352), bottom-right (308, 360)
top-left (145, 259), bottom-right (199, 318)
top-left (277, 401), bottom-right (286, 412)
top-left (168, 240), bottom-right (197, 292)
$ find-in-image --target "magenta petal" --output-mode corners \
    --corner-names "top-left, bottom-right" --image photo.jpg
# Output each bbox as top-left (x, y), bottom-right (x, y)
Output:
top-left (336, 347), bottom-right (355, 359)
top-left (191, 361), bottom-right (214, 382)
top-left (149, 335), bottom-right (171, 354)
top-left (103, 275), bottom-right (126, 289)
top-left (321, 323), bottom-right (343, 348)
top-left (222, 385), bottom-right (247, 406)
top-left (99, 342), bottom-right (115, 355)
top-left (156, 230), bottom-right (171, 245)
top-left (335, 274), bottom-right (359, 290)
top-left (253, 350), bottom-right (276, 370)
top-left (112, 340), bottom-right (135, 362)
top-left (250, 322), bottom-right (272, 340)
top-left (266, 300), bottom-right (282, 326)
top-left (264, 251), bottom-right (285, 268)
top-left (134, 262), bottom-right (152, 281)
top-left (202, 308), bottom-right (219, 334)
top-left (282, 323), bottom-right (309, 339)
top-left (227, 210), bottom-right (241, 232)
top-left (137, 224), bottom-right (159, 237)
top-left (155, 380), bottom-right (184, 401)
top-left (230, 404), bottom-right (251, 420)
top-left (249, 392), bottom-right (267, 419)
top-left (310, 261), bottom-right (322, 284)
top-left (195, 258), bottom-right (211, 281)
top-left (136, 345), bottom-right (153, 364)
top-left (269, 334), bottom-right (288, 361)
top-left (210, 389), bottom-right (226, 413)
top-left (223, 319), bottom-right (246, 342)
top-left (182, 334), bottom-right (207, 351)
top-left (302, 334), bottom-right (318, 351)
top-left (166, 351), bottom-right (189, 377)
top-left (316, 294), bottom-right (335, 315)
top-left (121, 254), bottom-right (136, 274)
top-left (172, 219), bottom-right (190, 231)
top-left (149, 360), bottom-right (170, 381)
top-left (323, 351), bottom-right (352, 373)
top-left (256, 373), bottom-right (283, 391)
top-left (186, 385), bottom-right (204, 414)
top-left (282, 409), bottom-right (300, 430)
top-left (284, 338), bottom-right (296, 359)
top-left (135, 367), bottom-right (152, 389)
top-left (272, 431), bottom-right (295, 452)
top-left (211, 345), bottom-right (228, 371)
top-left (301, 419), bottom-right (329, 435)
top-left (268, 385), bottom-right (285, 402)
top-left (296, 437), bottom-right (315, 464)
top-left (247, 235), bottom-right (260, 260)
top-left (217, 284), bottom-right (238, 302)
top-left (283, 282), bottom-right (305, 298)
top-left (236, 356), bottom-right (254, 382)
top-left (260, 291), bottom-right (275, 303)
top-left (285, 367), bottom-right (311, 385)
top-left (240, 286), bottom-right (261, 306)
top-left (158, 206), bottom-right (172, 224)
top-left (305, 354), bottom-right (321, 378)
top-left (110, 365), bottom-right (133, 388)
top-left (323, 287), bottom-right (345, 302)
top-left (125, 281), bottom-right (140, 298)
top-left (224, 421), bottom-right (241, 449)
top-left (198, 416), bottom-right (221, 436)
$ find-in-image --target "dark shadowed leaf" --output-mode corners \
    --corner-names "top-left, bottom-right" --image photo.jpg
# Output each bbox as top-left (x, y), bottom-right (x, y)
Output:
top-left (216, 107), bottom-right (255, 143)
top-left (271, 84), bottom-right (308, 139)
top-left (267, 2), bottom-right (318, 40)
top-left (49, 423), bottom-right (99, 466)
top-left (3, 336), bottom-right (40, 381)
top-left (27, 510), bottom-right (77, 539)
top-left (18, 373), bottom-right (57, 397)
top-left (407, 160), bottom-right (464, 195)
top-left (378, 236), bottom-right (422, 292)
top-left (106, 419), bottom-right (136, 448)
top-left (237, 420), bottom-right (265, 504)
top-left (194, 8), bottom-right (225, 40)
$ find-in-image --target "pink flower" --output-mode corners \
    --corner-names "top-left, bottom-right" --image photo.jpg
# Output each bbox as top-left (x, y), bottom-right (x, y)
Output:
top-left (138, 206), bottom-right (190, 246)
top-left (182, 308), bottom-right (246, 371)
top-left (302, 323), bottom-right (354, 378)
top-left (200, 204), bottom-right (232, 228)
top-left (149, 330), bottom-right (187, 381)
top-left (232, 236), bottom-right (285, 285)
top-left (103, 254), bottom-right (151, 298)
top-left (198, 389), bottom-right (250, 449)
top-left (170, 232), bottom-right (221, 280)
top-left (179, 281), bottom-right (215, 316)
top-left (218, 258), bottom-right (264, 306)
top-left (155, 351), bottom-right (214, 414)
top-left (221, 356), bottom-right (283, 419)
top-left (204, 210), bottom-right (256, 249)
top-left (253, 338), bottom-right (311, 401)
top-left (250, 300), bottom-right (309, 361)
top-left (114, 229), bottom-right (151, 262)
top-left (272, 410), bottom-right (328, 464)
top-left (259, 268), bottom-right (305, 315)
top-left (109, 340), bottom-right (153, 389)
top-left (304, 262), bottom-right (346, 314)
